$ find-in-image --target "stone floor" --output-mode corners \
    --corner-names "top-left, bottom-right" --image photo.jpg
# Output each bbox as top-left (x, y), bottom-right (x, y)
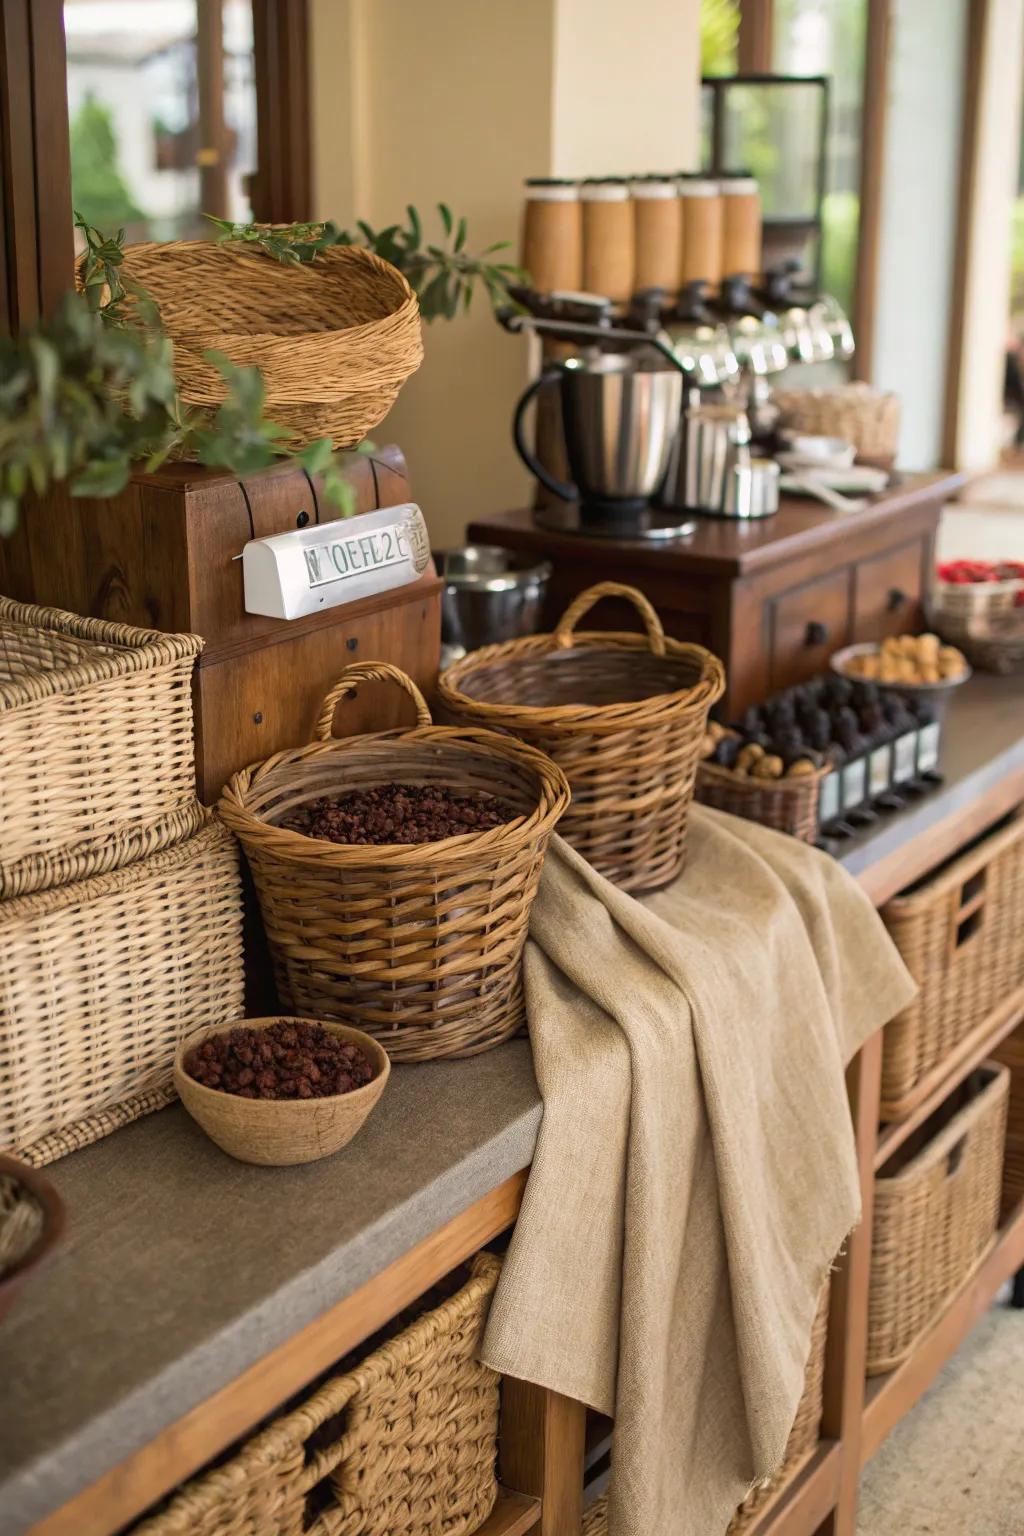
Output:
top-left (939, 466), bottom-right (1024, 563)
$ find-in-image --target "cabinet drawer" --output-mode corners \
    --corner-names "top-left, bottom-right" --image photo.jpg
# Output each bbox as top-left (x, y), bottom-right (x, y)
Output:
top-left (852, 539), bottom-right (926, 642)
top-left (768, 568), bottom-right (852, 692)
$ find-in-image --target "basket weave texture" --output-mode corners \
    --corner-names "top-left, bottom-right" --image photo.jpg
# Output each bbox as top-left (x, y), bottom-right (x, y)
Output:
top-left (696, 761), bottom-right (825, 843)
top-left (131, 1253), bottom-right (502, 1536)
top-left (218, 663), bottom-right (570, 1063)
top-left (774, 383), bottom-right (900, 463)
top-left (581, 1282), bottom-right (829, 1535)
top-left (438, 583), bottom-right (726, 894)
top-left (930, 580), bottom-right (1024, 675)
top-left (106, 240), bottom-right (423, 448)
top-left (0, 817), bottom-right (245, 1165)
top-left (993, 1030), bottom-right (1024, 1220)
top-left (867, 1063), bottom-right (1008, 1375)
top-left (879, 814), bottom-right (1024, 1118)
top-left (0, 598), bottom-right (204, 899)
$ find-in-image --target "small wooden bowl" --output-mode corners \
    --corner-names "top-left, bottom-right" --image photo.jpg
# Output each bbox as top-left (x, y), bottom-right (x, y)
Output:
top-left (0, 1154), bottom-right (66, 1325)
top-left (174, 1018), bottom-right (391, 1166)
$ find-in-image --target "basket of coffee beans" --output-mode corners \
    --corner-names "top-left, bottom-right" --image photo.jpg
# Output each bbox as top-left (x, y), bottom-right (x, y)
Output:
top-left (174, 1018), bottom-right (389, 1166)
top-left (218, 662), bottom-right (570, 1063)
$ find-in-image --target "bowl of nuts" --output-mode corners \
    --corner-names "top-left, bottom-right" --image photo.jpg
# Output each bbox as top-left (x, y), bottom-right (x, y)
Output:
top-left (174, 1018), bottom-right (391, 1166)
top-left (830, 634), bottom-right (970, 720)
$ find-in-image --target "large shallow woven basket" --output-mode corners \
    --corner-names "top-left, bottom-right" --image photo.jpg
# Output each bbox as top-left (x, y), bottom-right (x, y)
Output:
top-left (132, 1252), bottom-right (502, 1536)
top-left (0, 598), bottom-right (204, 898)
top-left (581, 1281), bottom-right (830, 1536)
top-left (219, 663), bottom-right (570, 1062)
top-left (879, 813), bottom-right (1024, 1118)
top-left (438, 583), bottom-right (725, 893)
top-left (104, 240), bottom-right (423, 449)
top-left (696, 760), bottom-right (825, 843)
top-left (0, 817), bottom-right (244, 1166)
top-left (867, 1064), bottom-right (1008, 1375)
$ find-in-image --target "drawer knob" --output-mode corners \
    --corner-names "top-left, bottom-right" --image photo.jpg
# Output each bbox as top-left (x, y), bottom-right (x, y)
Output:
top-left (887, 586), bottom-right (907, 611)
top-left (804, 620), bottom-right (829, 647)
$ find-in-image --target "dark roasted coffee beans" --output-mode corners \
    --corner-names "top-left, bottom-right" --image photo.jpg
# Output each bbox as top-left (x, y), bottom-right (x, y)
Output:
top-left (281, 783), bottom-right (516, 846)
top-left (185, 1021), bottom-right (375, 1101)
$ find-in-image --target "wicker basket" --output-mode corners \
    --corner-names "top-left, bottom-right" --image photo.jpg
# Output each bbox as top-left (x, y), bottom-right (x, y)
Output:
top-left (218, 663), bottom-right (570, 1063)
top-left (131, 1252), bottom-right (502, 1536)
top-left (580, 1283), bottom-right (830, 1535)
top-left (101, 240), bottom-right (423, 449)
top-left (879, 814), bottom-right (1024, 1119)
top-left (696, 760), bottom-right (825, 843)
top-left (774, 383), bottom-right (900, 464)
top-left (992, 1029), bottom-right (1024, 1220)
top-left (437, 583), bottom-right (726, 893)
top-left (0, 1154), bottom-right (65, 1325)
top-left (0, 817), bottom-right (245, 1166)
top-left (0, 598), bottom-right (204, 899)
top-left (867, 1063), bottom-right (1008, 1375)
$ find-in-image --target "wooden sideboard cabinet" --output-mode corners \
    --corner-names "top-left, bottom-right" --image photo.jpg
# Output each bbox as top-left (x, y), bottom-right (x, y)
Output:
top-left (0, 445), bottom-right (442, 800)
top-left (469, 471), bottom-right (962, 715)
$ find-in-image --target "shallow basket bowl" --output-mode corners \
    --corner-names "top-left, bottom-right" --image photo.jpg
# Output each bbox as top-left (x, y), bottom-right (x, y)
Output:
top-left (174, 1018), bottom-right (391, 1167)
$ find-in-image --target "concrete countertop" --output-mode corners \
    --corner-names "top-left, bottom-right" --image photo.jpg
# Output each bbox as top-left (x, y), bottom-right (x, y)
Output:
top-left (2, 670), bottom-right (1023, 1534)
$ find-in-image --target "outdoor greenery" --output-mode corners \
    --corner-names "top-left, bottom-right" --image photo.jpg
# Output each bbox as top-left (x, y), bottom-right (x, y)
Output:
top-left (701, 0), bottom-right (740, 76)
top-left (207, 203), bottom-right (526, 320)
top-left (69, 95), bottom-right (145, 232)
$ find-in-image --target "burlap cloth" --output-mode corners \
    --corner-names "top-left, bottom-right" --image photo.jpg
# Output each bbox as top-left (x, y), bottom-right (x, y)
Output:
top-left (481, 806), bottom-right (917, 1536)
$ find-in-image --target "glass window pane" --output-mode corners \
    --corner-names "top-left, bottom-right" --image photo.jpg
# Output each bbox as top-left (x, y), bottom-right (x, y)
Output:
top-left (701, 0), bottom-right (740, 78)
top-left (774, 0), bottom-right (867, 310)
top-left (65, 0), bottom-right (257, 248)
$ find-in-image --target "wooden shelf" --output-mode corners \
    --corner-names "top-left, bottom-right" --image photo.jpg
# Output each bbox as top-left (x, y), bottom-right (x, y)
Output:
top-left (475, 1490), bottom-right (542, 1536)
top-left (860, 1200), bottom-right (1024, 1464)
top-left (874, 985), bottom-right (1024, 1170)
top-left (748, 1442), bottom-right (841, 1536)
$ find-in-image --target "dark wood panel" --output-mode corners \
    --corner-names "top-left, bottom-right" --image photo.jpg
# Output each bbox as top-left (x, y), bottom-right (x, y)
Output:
top-left (251, 0), bottom-right (312, 223)
top-left (768, 567), bottom-right (852, 692)
top-left (850, 538), bottom-right (926, 643)
top-left (852, 0), bottom-right (893, 384)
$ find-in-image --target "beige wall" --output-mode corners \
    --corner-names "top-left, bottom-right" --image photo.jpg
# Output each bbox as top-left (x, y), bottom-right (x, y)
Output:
top-left (309, 0), bottom-right (700, 548)
top-left (951, 0), bottom-right (1024, 472)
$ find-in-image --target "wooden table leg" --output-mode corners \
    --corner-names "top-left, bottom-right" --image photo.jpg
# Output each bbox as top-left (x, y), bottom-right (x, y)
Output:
top-left (815, 1028), bottom-right (883, 1536)
top-left (500, 1378), bottom-right (587, 1536)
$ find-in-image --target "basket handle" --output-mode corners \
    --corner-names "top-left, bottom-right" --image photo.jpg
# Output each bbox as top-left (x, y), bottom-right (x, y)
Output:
top-left (553, 582), bottom-right (666, 656)
top-left (313, 662), bottom-right (433, 741)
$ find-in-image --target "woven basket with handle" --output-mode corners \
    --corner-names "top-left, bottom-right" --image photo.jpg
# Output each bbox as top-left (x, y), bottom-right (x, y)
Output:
top-left (438, 583), bottom-right (725, 893)
top-left (87, 240), bottom-right (423, 449)
top-left (218, 663), bottom-right (570, 1062)
top-left (131, 1252), bottom-right (502, 1536)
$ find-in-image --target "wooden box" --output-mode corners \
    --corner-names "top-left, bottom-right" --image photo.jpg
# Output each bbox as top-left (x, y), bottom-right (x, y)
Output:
top-left (469, 472), bottom-right (962, 716)
top-left (0, 446), bottom-right (442, 800)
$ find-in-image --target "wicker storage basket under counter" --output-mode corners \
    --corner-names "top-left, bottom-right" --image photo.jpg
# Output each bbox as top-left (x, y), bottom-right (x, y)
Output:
top-left (867, 1063), bottom-right (1008, 1375)
top-left (696, 760), bottom-right (825, 843)
top-left (218, 663), bottom-right (570, 1063)
top-left (438, 583), bottom-right (725, 894)
top-left (107, 240), bottom-right (423, 449)
top-left (879, 813), bottom-right (1024, 1119)
top-left (0, 817), bottom-right (244, 1166)
top-left (992, 1029), bottom-right (1024, 1220)
top-left (131, 1252), bottom-right (502, 1536)
top-left (0, 598), bottom-right (204, 899)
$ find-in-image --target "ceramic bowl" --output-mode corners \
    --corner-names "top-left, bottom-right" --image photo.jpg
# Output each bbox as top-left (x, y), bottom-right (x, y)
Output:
top-left (174, 1017), bottom-right (391, 1166)
top-left (0, 1154), bottom-right (66, 1325)
top-left (777, 435), bottom-right (857, 471)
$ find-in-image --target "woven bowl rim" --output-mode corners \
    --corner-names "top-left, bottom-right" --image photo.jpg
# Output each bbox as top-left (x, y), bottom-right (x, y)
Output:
top-left (109, 241), bottom-right (418, 349)
top-left (0, 1153), bottom-right (66, 1298)
top-left (173, 1017), bottom-right (391, 1113)
top-left (438, 629), bottom-right (726, 729)
top-left (218, 725), bottom-right (571, 868)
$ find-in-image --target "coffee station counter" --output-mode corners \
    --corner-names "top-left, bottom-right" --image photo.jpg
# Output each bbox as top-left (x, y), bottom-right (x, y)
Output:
top-left (469, 470), bottom-right (963, 714)
top-left (4, 662), bottom-right (1023, 1536)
